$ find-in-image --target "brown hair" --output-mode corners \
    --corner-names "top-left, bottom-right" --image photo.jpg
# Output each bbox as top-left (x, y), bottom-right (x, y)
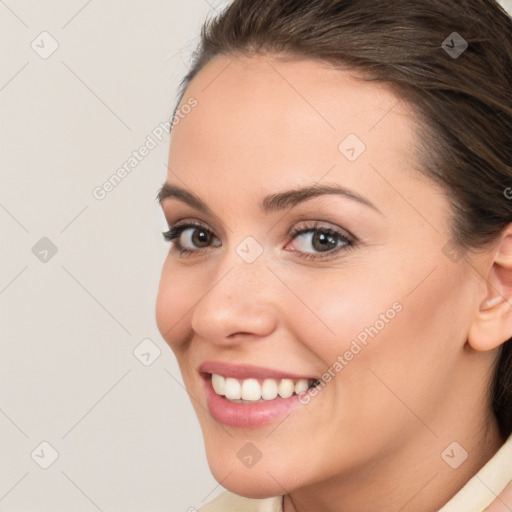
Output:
top-left (171, 0), bottom-right (512, 439)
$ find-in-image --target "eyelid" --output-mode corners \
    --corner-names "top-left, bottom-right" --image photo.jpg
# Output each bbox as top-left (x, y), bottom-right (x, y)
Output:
top-left (163, 220), bottom-right (215, 244)
top-left (172, 218), bottom-right (210, 230)
top-left (163, 213), bottom-right (227, 238)
top-left (288, 219), bottom-right (355, 241)
top-left (166, 218), bottom-right (354, 243)
top-left (167, 216), bottom-right (354, 239)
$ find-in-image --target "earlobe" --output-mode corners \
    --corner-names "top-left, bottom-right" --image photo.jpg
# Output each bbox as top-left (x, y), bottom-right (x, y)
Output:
top-left (469, 299), bottom-right (511, 352)
top-left (467, 225), bottom-right (512, 352)
top-left (480, 296), bottom-right (504, 312)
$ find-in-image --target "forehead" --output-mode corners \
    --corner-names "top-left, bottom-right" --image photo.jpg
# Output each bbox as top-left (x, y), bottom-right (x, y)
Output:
top-left (168, 54), bottom-right (424, 215)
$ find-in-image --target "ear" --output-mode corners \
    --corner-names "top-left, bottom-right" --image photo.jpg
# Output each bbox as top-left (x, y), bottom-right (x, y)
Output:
top-left (468, 224), bottom-right (512, 351)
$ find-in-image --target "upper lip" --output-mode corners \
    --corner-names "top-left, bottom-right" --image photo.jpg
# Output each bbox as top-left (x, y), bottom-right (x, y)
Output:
top-left (199, 361), bottom-right (317, 381)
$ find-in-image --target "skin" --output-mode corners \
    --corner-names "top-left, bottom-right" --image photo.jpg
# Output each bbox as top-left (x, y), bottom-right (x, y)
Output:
top-left (484, 481), bottom-right (512, 512)
top-left (155, 54), bottom-right (511, 512)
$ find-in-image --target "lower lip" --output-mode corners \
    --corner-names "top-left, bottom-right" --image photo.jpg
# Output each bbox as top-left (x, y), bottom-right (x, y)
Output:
top-left (203, 374), bottom-right (308, 428)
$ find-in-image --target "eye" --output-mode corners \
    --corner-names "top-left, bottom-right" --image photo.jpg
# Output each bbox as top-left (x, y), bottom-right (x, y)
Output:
top-left (162, 220), bottom-right (356, 261)
top-left (162, 221), bottom-right (220, 257)
top-left (286, 221), bottom-right (355, 261)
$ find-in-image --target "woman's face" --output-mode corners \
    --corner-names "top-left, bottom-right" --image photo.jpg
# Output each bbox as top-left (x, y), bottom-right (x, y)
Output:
top-left (155, 54), bottom-right (488, 497)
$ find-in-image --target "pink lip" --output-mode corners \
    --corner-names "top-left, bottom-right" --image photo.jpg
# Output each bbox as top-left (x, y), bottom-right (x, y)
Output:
top-left (202, 372), bottom-right (308, 428)
top-left (198, 361), bottom-right (316, 380)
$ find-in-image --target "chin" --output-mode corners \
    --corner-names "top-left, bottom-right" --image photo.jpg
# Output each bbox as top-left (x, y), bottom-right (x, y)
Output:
top-left (204, 448), bottom-right (290, 499)
top-left (218, 478), bottom-right (284, 500)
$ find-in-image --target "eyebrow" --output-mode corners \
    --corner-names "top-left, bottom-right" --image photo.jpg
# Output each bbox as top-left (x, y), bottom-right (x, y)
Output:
top-left (156, 182), bottom-right (382, 216)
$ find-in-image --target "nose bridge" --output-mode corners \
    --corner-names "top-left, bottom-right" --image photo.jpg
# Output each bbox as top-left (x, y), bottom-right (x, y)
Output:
top-left (207, 233), bottom-right (270, 299)
top-left (190, 238), bottom-right (277, 339)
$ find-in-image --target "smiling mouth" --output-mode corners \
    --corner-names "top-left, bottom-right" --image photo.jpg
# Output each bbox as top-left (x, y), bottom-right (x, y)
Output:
top-left (204, 372), bottom-right (321, 403)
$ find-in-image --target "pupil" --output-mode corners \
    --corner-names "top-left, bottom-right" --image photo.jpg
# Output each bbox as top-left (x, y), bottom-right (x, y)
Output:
top-left (314, 232), bottom-right (336, 251)
top-left (193, 230), bottom-right (209, 247)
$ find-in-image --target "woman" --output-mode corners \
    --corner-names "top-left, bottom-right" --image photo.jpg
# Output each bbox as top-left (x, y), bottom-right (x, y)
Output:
top-left (156, 0), bottom-right (512, 510)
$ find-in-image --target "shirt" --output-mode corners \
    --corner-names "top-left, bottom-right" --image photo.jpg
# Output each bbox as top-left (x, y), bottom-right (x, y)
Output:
top-left (198, 432), bottom-right (512, 512)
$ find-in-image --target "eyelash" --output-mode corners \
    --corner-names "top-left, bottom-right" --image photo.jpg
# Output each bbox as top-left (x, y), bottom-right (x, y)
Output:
top-left (162, 220), bottom-right (356, 261)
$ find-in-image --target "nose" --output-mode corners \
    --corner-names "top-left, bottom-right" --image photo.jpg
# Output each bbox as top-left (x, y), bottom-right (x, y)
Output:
top-left (190, 251), bottom-right (279, 346)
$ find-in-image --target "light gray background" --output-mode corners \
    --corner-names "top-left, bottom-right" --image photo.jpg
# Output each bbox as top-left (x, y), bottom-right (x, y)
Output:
top-left (0, 1), bottom-right (511, 511)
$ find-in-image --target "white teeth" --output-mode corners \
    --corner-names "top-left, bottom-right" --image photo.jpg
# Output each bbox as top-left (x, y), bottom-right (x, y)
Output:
top-left (278, 378), bottom-right (294, 398)
top-left (261, 378), bottom-right (278, 400)
top-left (241, 378), bottom-right (261, 401)
top-left (210, 374), bottom-right (315, 402)
top-left (294, 379), bottom-right (309, 394)
top-left (211, 373), bottom-right (225, 395)
top-left (224, 377), bottom-right (241, 400)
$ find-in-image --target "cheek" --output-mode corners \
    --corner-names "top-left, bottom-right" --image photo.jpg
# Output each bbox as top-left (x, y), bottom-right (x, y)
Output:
top-left (290, 255), bottom-right (468, 407)
top-left (155, 260), bottom-right (195, 352)
top-left (296, 246), bottom-right (463, 358)
top-left (283, 265), bottom-right (405, 368)
top-left (314, 258), bottom-right (468, 422)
